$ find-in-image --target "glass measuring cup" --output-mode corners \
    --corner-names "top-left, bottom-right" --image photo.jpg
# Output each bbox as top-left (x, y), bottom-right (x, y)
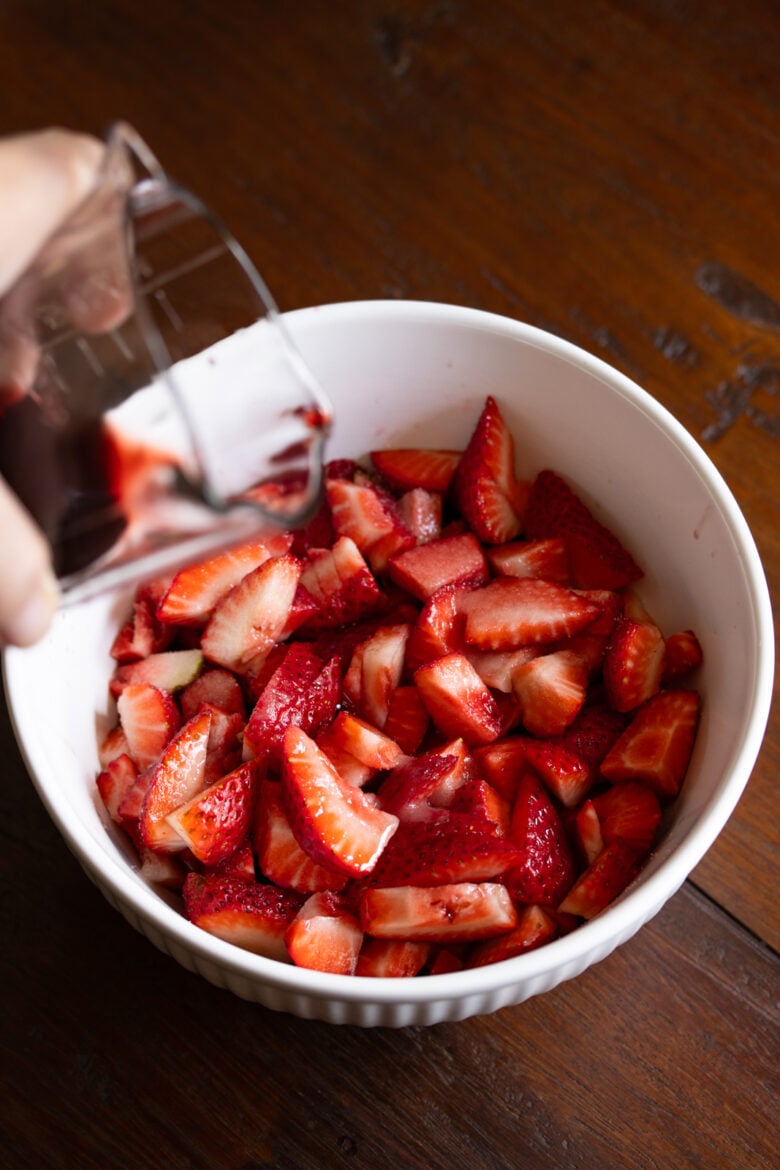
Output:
top-left (0, 123), bottom-right (332, 603)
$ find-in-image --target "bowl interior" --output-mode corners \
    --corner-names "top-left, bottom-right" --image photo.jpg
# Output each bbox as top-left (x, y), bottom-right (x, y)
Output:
top-left (3, 300), bottom-right (773, 1019)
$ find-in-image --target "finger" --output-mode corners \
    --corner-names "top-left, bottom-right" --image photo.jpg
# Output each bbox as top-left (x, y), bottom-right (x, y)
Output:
top-left (0, 128), bottom-right (106, 297)
top-left (0, 476), bottom-right (59, 647)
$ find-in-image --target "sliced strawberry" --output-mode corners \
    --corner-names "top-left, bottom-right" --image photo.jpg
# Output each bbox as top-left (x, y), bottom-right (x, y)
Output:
top-left (277, 582), bottom-right (321, 641)
top-left (284, 891), bottom-right (364, 975)
top-left (355, 938), bottom-right (432, 977)
top-left (180, 668), bottom-right (246, 720)
top-left (290, 495), bottom-right (336, 557)
top-left (591, 780), bottom-right (662, 856)
top-left (345, 623), bottom-right (410, 729)
top-left (200, 553), bottom-right (301, 673)
top-left (254, 779), bottom-right (348, 893)
top-left (427, 947), bottom-right (466, 974)
top-left (388, 531), bottom-right (489, 602)
top-left (524, 469), bottom-right (643, 590)
top-left (182, 872), bottom-right (304, 960)
top-left (243, 643), bottom-right (341, 765)
top-left (156, 533), bottom-right (293, 624)
top-left (365, 813), bottom-right (522, 888)
top-left (466, 646), bottom-right (538, 693)
top-left (98, 724), bottom-right (131, 769)
top-left (558, 841), bottom-right (642, 919)
top-left (110, 580), bottom-right (174, 662)
top-left (370, 447), bottom-right (462, 493)
top-left (572, 799), bottom-right (604, 865)
top-left (468, 904), bottom-right (558, 967)
top-left (317, 711), bottom-right (407, 773)
top-left (326, 477), bottom-right (415, 573)
top-left (486, 537), bottom-right (571, 584)
top-left (139, 709), bottom-right (212, 852)
top-left (462, 578), bottom-right (601, 651)
top-left (504, 771), bottom-right (576, 905)
top-left (316, 725), bottom-right (374, 788)
top-left (453, 395), bottom-right (529, 544)
top-left (300, 537), bottom-right (385, 629)
top-left (96, 753), bottom-right (139, 824)
top-left (208, 839), bottom-right (257, 882)
top-left (138, 848), bottom-right (187, 890)
top-left (414, 652), bottom-right (503, 746)
top-left (203, 705), bottom-right (244, 783)
top-left (382, 685), bottom-right (430, 755)
top-left (512, 650), bottom-right (588, 737)
top-left (523, 739), bottom-right (594, 808)
top-left (377, 741), bottom-right (470, 820)
top-left (116, 682), bottom-right (182, 770)
top-left (555, 703), bottom-right (628, 775)
top-left (396, 488), bottom-right (442, 545)
top-left (603, 618), bottom-right (665, 713)
top-left (450, 777), bottom-right (511, 835)
top-left (471, 737), bottom-right (531, 802)
top-left (110, 648), bottom-right (204, 699)
top-left (165, 760), bottom-right (258, 867)
top-left (359, 882), bottom-right (518, 943)
top-left (599, 689), bottom-right (701, 798)
top-left (404, 582), bottom-right (471, 675)
top-left (661, 628), bottom-right (704, 684)
top-left (281, 727), bottom-right (399, 877)
top-left (574, 588), bottom-right (624, 637)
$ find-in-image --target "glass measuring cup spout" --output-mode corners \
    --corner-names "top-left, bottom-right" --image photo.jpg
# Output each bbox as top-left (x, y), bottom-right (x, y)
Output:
top-left (0, 122), bottom-right (332, 603)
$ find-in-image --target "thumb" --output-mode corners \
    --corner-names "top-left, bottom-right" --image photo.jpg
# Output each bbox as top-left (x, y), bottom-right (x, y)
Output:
top-left (0, 476), bottom-right (59, 646)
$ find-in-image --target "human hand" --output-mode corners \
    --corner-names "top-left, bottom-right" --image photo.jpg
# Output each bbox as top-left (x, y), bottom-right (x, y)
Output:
top-left (0, 128), bottom-right (105, 646)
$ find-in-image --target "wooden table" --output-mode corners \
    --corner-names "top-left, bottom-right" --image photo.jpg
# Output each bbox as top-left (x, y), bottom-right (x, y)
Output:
top-left (0, 2), bottom-right (777, 1167)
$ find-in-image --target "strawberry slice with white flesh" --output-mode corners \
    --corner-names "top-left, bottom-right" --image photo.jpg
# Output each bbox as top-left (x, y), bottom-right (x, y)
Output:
top-left (165, 760), bottom-right (258, 867)
top-left (462, 577), bottom-right (600, 651)
top-left (116, 682), bottom-right (182, 770)
top-left (254, 779), bottom-right (349, 893)
top-left (284, 891), bottom-right (364, 975)
top-left (511, 650), bottom-right (588, 737)
top-left (453, 395), bottom-right (529, 544)
top-left (414, 652), bottom-right (503, 746)
top-left (156, 533), bottom-right (293, 624)
top-left (486, 537), bottom-right (571, 584)
top-left (182, 872), bottom-right (304, 961)
top-left (599, 689), bottom-right (701, 798)
top-left (139, 709), bottom-right (212, 852)
top-left (369, 447), bottom-right (462, 493)
top-left (359, 882), bottom-right (518, 943)
top-left (300, 537), bottom-right (385, 629)
top-left (200, 553), bottom-right (301, 673)
top-left (110, 648), bottom-right (204, 698)
top-left (326, 477), bottom-right (414, 573)
top-left (346, 624), bottom-right (411, 729)
top-left (281, 726), bottom-right (400, 877)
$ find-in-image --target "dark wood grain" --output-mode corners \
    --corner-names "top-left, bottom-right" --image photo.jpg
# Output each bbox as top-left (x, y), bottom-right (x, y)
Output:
top-left (0, 2), bottom-right (777, 1166)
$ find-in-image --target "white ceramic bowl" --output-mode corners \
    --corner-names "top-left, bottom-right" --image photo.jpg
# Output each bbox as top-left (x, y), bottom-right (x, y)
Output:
top-left (4, 300), bottom-right (774, 1026)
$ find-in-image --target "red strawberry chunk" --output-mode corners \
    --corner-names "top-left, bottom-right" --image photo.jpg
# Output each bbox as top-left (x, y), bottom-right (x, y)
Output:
top-left (378, 741), bottom-right (470, 820)
top-left (243, 643), bottom-right (341, 765)
top-left (525, 469), bottom-right (643, 590)
top-left (453, 395), bottom-right (529, 544)
top-left (599, 689), bottom-right (701, 798)
top-left (317, 711), bottom-right (407, 773)
top-left (346, 624), bottom-right (411, 730)
top-left (558, 841), bottom-right (642, 919)
top-left (209, 840), bottom-right (257, 882)
top-left (284, 891), bottom-right (364, 975)
top-left (326, 477), bottom-right (415, 573)
top-left (462, 577), bottom-right (601, 651)
top-left (110, 580), bottom-right (174, 662)
top-left (382, 685), bottom-right (430, 755)
top-left (414, 652), bottom-right (503, 746)
top-left (388, 531), bottom-right (489, 602)
top-left (165, 760), bottom-right (258, 867)
top-left (396, 488), bottom-right (443, 544)
top-left (98, 724), bottom-right (131, 769)
top-left (591, 781), bottom-right (662, 857)
top-left (139, 709), bottom-right (212, 852)
top-left (355, 938), bottom-right (432, 977)
top-left (254, 779), bottom-right (349, 893)
top-left (281, 727), bottom-right (400, 877)
top-left (404, 583), bottom-right (471, 675)
top-left (202, 705), bottom-right (244, 783)
top-left (370, 447), bottom-right (462, 493)
top-left (316, 725), bottom-right (375, 788)
top-left (603, 617), bottom-right (665, 712)
top-left (504, 771), bottom-right (576, 906)
top-left (365, 813), bottom-right (522, 888)
top-left (522, 739), bottom-right (594, 808)
top-left (468, 904), bottom-right (558, 967)
top-left (487, 537), bottom-right (571, 584)
top-left (466, 646), bottom-right (538, 693)
top-left (555, 703), bottom-right (628, 775)
top-left (572, 800), bottom-right (604, 865)
top-left (180, 668), bottom-right (246, 720)
top-left (96, 753), bottom-right (139, 824)
top-left (300, 537), bottom-right (385, 629)
top-left (156, 534), bottom-right (293, 624)
top-left (116, 682), bottom-right (182, 771)
top-left (360, 882), bottom-right (518, 943)
top-left (450, 777), bottom-right (511, 835)
top-left (200, 553), bottom-right (301, 673)
top-left (512, 650), bottom-right (588, 737)
top-left (183, 872), bottom-right (304, 961)
top-left (138, 849), bottom-right (186, 890)
top-left (110, 648), bottom-right (204, 699)
top-left (662, 628), bottom-right (704, 684)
